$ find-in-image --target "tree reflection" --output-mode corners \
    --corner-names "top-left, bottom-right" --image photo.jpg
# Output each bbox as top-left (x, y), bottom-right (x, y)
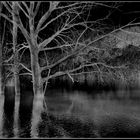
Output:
top-left (2, 87), bottom-right (15, 138)
top-left (18, 92), bottom-right (33, 138)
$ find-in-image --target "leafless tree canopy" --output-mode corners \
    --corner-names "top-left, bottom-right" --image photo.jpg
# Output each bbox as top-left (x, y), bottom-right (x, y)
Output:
top-left (0, 1), bottom-right (138, 95)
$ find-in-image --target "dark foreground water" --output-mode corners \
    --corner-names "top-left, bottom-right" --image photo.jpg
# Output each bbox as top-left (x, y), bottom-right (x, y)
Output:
top-left (1, 87), bottom-right (140, 138)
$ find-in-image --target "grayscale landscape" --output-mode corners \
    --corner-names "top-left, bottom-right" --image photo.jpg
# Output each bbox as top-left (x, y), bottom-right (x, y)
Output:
top-left (1, 1), bottom-right (140, 138)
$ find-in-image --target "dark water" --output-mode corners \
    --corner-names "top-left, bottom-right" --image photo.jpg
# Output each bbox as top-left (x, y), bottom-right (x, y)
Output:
top-left (1, 87), bottom-right (140, 138)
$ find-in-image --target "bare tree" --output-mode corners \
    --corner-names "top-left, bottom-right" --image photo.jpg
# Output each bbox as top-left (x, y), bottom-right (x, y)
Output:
top-left (1, 2), bottom-right (136, 133)
top-left (0, 1), bottom-right (130, 99)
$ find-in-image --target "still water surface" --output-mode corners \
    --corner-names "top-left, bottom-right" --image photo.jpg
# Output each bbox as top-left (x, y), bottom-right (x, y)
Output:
top-left (1, 88), bottom-right (140, 138)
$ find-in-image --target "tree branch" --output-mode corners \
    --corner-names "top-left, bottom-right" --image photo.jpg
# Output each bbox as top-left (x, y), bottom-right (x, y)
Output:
top-left (3, 55), bottom-right (13, 63)
top-left (35, 1), bottom-right (55, 34)
top-left (40, 43), bottom-right (85, 71)
top-left (39, 27), bottom-right (66, 49)
top-left (33, 1), bottom-right (41, 18)
top-left (36, 4), bottom-right (87, 34)
top-left (16, 2), bottom-right (29, 18)
top-left (41, 18), bottom-right (137, 72)
top-left (0, 13), bottom-right (14, 24)
top-left (17, 43), bottom-right (29, 52)
top-left (0, 6), bottom-right (32, 47)
top-left (38, 20), bottom-right (96, 49)
top-left (19, 72), bottom-right (32, 76)
top-left (21, 2), bottom-right (29, 13)
top-left (67, 72), bottom-right (74, 83)
top-left (19, 63), bottom-right (32, 73)
top-left (2, 1), bottom-right (12, 13)
top-left (38, 8), bottom-right (111, 49)
top-left (55, 2), bottom-right (83, 10)
top-left (1, 18), bottom-right (6, 47)
top-left (40, 43), bottom-right (74, 51)
top-left (43, 62), bottom-right (126, 82)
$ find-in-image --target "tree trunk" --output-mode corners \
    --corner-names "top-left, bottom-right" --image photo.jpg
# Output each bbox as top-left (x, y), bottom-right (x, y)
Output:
top-left (30, 48), bottom-right (43, 95)
top-left (0, 95), bottom-right (4, 134)
top-left (29, 4), bottom-right (43, 96)
top-left (0, 3), bottom-right (4, 95)
top-left (0, 44), bottom-right (3, 95)
top-left (12, 3), bottom-right (20, 95)
top-left (14, 94), bottom-right (20, 136)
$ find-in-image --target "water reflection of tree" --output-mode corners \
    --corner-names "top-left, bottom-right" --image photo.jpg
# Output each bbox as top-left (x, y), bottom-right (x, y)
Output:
top-left (18, 93), bottom-right (33, 138)
top-left (37, 112), bottom-right (98, 138)
top-left (2, 88), bottom-right (15, 138)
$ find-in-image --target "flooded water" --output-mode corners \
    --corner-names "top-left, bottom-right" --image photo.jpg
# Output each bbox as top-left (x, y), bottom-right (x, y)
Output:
top-left (1, 87), bottom-right (140, 138)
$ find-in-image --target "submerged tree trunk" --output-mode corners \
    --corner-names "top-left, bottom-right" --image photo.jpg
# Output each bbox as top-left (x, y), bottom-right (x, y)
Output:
top-left (12, 3), bottom-right (20, 95)
top-left (31, 91), bottom-right (45, 137)
top-left (14, 94), bottom-right (20, 136)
